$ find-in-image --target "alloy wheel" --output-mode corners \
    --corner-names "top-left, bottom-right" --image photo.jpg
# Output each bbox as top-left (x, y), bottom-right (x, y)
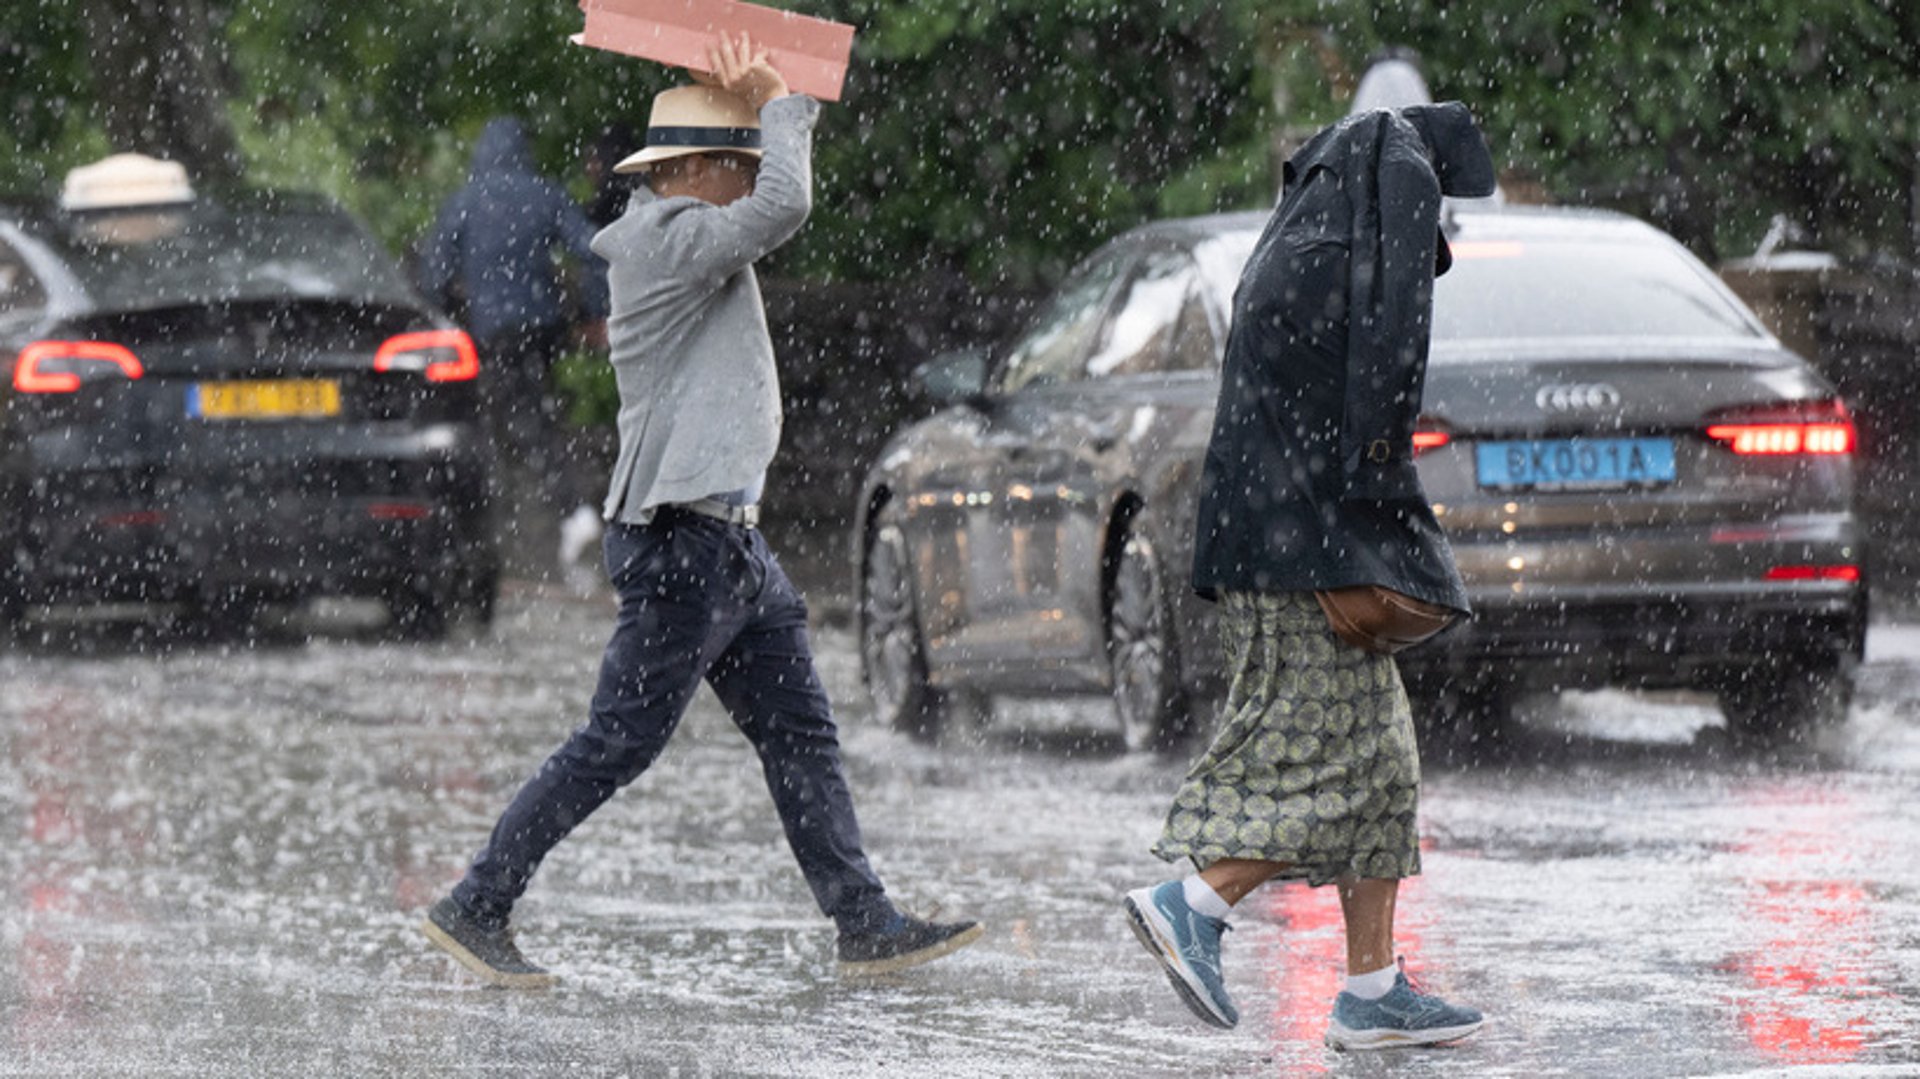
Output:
top-left (1108, 531), bottom-right (1181, 751)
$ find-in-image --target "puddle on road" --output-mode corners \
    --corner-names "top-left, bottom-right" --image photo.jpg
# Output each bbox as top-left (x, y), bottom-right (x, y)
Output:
top-left (1, 601), bottom-right (1917, 1075)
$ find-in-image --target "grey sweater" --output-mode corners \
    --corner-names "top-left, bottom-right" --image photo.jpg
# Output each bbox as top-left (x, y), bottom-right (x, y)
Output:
top-left (590, 94), bottom-right (821, 524)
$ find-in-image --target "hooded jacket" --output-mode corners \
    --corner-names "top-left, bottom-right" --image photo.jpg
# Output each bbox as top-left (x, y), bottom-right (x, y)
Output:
top-left (1190, 102), bottom-right (1494, 613)
top-left (420, 118), bottom-right (609, 342)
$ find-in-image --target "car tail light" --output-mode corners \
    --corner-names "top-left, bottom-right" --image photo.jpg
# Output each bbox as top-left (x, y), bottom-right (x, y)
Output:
top-left (12, 340), bottom-right (145, 393)
top-left (1764, 565), bottom-right (1861, 582)
top-left (1411, 430), bottom-right (1451, 456)
top-left (1704, 400), bottom-right (1854, 456)
top-left (99, 510), bottom-right (168, 527)
top-left (367, 501), bottom-right (433, 521)
top-left (374, 329), bottom-right (479, 383)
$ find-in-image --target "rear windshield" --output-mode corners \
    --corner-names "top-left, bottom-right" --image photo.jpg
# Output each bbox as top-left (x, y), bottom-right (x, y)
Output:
top-left (1432, 235), bottom-right (1761, 344)
top-left (40, 199), bottom-right (418, 313)
top-left (1203, 223), bottom-right (1763, 347)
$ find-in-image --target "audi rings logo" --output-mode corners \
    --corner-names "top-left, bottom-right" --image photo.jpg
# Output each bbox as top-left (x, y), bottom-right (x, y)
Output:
top-left (1535, 383), bottom-right (1622, 412)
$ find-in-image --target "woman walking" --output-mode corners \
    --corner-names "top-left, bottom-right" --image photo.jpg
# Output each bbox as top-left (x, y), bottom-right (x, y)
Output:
top-left (1121, 101), bottom-right (1496, 1050)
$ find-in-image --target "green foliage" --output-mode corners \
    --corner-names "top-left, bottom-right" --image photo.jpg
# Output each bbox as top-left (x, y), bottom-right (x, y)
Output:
top-left (0, 1), bottom-right (113, 193)
top-left (4, 0), bottom-right (1917, 277)
top-left (553, 349), bottom-right (621, 428)
top-left (1357, 0), bottom-right (1920, 259)
top-left (789, 0), bottom-right (1278, 284)
top-left (218, 0), bottom-right (677, 254)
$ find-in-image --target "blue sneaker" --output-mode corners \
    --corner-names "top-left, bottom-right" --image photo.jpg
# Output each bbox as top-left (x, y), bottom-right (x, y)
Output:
top-left (1123, 881), bottom-right (1238, 1028)
top-left (1325, 964), bottom-right (1484, 1050)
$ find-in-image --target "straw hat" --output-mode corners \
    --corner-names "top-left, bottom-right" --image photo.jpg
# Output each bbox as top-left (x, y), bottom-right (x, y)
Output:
top-left (60, 153), bottom-right (196, 211)
top-left (614, 86), bottom-right (763, 174)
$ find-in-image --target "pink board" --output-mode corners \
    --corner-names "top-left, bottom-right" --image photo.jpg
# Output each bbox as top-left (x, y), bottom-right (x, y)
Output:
top-left (572, 0), bottom-right (854, 102)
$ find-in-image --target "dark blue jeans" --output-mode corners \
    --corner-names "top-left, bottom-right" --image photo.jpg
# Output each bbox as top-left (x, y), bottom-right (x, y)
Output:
top-left (453, 510), bottom-right (894, 932)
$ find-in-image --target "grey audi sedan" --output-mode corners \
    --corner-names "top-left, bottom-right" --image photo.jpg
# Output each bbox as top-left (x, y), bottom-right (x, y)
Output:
top-left (854, 205), bottom-right (1866, 749)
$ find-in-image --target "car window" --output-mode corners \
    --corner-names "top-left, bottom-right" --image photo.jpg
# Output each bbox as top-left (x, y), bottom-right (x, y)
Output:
top-left (41, 198), bottom-right (418, 313)
top-left (1168, 287), bottom-right (1219, 370)
top-left (0, 240), bottom-right (45, 318)
top-left (1192, 230), bottom-right (1260, 313)
top-left (993, 251), bottom-right (1129, 394)
top-left (1433, 235), bottom-right (1763, 345)
top-left (1084, 249), bottom-right (1213, 378)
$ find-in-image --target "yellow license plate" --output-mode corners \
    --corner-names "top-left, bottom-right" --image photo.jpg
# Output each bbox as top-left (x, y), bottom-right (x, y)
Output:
top-left (191, 379), bottom-right (342, 420)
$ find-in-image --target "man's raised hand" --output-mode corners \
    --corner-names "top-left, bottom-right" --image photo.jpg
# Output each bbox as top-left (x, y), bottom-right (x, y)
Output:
top-left (704, 31), bottom-right (789, 111)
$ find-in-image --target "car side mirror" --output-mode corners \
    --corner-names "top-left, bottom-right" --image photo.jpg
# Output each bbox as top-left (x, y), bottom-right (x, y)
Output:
top-left (908, 347), bottom-right (991, 408)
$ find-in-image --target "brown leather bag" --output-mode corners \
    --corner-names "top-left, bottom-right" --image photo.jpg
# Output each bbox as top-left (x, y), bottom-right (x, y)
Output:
top-left (1313, 585), bottom-right (1458, 655)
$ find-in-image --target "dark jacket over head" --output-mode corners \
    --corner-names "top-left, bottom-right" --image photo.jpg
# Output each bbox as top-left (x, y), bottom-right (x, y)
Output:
top-left (420, 118), bottom-right (609, 342)
top-left (1191, 102), bottom-right (1494, 613)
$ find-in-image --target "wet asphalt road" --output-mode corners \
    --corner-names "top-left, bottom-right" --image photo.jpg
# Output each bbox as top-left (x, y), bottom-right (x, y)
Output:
top-left (2, 582), bottom-right (1918, 1077)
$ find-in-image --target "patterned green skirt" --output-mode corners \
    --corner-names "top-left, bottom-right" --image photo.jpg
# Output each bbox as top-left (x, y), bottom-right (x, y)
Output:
top-left (1152, 590), bottom-right (1422, 886)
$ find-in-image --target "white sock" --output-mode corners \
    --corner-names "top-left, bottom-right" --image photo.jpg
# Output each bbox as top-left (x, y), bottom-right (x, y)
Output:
top-left (1345, 963), bottom-right (1399, 1000)
top-left (1181, 876), bottom-right (1233, 920)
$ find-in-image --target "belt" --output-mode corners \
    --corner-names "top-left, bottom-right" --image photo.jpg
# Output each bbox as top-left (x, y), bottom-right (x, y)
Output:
top-left (672, 498), bottom-right (759, 528)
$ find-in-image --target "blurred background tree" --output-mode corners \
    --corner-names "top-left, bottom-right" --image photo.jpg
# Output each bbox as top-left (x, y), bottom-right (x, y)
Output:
top-left (5, 0), bottom-right (1916, 587)
top-left (3, 0), bottom-right (1916, 279)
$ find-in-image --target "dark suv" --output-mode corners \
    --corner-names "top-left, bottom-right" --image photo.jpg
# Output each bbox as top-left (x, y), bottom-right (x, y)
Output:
top-left (856, 205), bottom-right (1867, 748)
top-left (1, 186), bottom-right (497, 638)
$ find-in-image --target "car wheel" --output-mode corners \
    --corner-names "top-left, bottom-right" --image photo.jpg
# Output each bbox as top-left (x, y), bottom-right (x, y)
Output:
top-left (0, 558), bottom-right (24, 641)
top-left (389, 580), bottom-right (454, 642)
top-left (1106, 528), bottom-right (1187, 752)
top-left (0, 590), bottom-right (23, 645)
top-left (1718, 654), bottom-right (1855, 743)
top-left (1409, 677), bottom-right (1515, 761)
top-left (860, 510), bottom-right (951, 741)
top-left (457, 555), bottom-right (500, 630)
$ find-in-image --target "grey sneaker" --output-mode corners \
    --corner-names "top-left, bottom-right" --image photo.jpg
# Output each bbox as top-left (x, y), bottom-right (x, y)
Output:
top-left (837, 912), bottom-right (983, 976)
top-left (419, 896), bottom-right (556, 989)
top-left (1325, 962), bottom-right (1484, 1050)
top-left (1123, 881), bottom-right (1238, 1029)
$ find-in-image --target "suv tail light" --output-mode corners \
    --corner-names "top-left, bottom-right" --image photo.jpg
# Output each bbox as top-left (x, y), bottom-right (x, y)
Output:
top-left (1704, 400), bottom-right (1854, 456)
top-left (374, 329), bottom-right (479, 383)
top-left (1764, 565), bottom-right (1861, 582)
top-left (12, 340), bottom-right (145, 393)
top-left (1412, 430), bottom-right (1451, 456)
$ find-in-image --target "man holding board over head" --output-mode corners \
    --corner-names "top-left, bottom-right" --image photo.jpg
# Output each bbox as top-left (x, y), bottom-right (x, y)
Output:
top-left (421, 27), bottom-right (981, 988)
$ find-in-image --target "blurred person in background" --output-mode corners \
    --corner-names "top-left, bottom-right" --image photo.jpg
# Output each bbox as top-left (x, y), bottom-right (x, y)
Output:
top-left (420, 116), bottom-right (609, 575)
top-left (584, 121), bottom-right (639, 229)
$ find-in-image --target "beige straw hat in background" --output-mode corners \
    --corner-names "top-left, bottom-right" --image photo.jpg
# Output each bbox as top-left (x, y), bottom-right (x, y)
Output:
top-left (59, 153), bottom-right (196, 211)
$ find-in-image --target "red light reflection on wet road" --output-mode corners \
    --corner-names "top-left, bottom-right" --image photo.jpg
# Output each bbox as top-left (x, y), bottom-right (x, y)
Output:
top-left (1726, 795), bottom-right (1891, 1066)
top-left (10, 691), bottom-right (150, 1051)
top-left (1248, 866), bottom-right (1436, 1069)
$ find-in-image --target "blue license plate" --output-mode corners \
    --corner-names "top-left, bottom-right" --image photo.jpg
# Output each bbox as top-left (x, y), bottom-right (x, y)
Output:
top-left (1476, 438), bottom-right (1676, 490)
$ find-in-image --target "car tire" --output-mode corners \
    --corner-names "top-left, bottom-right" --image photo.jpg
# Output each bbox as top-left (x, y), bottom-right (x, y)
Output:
top-left (1718, 654), bottom-right (1855, 743)
top-left (1409, 677), bottom-right (1515, 761)
top-left (1106, 527), bottom-right (1188, 753)
top-left (457, 556), bottom-right (500, 630)
top-left (0, 591), bottom-right (23, 645)
top-left (389, 580), bottom-right (454, 642)
top-left (0, 556), bottom-right (24, 642)
top-left (860, 509), bottom-right (953, 742)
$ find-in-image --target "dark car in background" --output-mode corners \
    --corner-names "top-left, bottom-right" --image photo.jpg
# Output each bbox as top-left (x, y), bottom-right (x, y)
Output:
top-left (856, 205), bottom-right (1867, 749)
top-left (1, 159), bottom-right (497, 639)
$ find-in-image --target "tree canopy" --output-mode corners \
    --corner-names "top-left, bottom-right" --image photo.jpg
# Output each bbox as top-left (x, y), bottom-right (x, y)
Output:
top-left (4, 1), bottom-right (1916, 283)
